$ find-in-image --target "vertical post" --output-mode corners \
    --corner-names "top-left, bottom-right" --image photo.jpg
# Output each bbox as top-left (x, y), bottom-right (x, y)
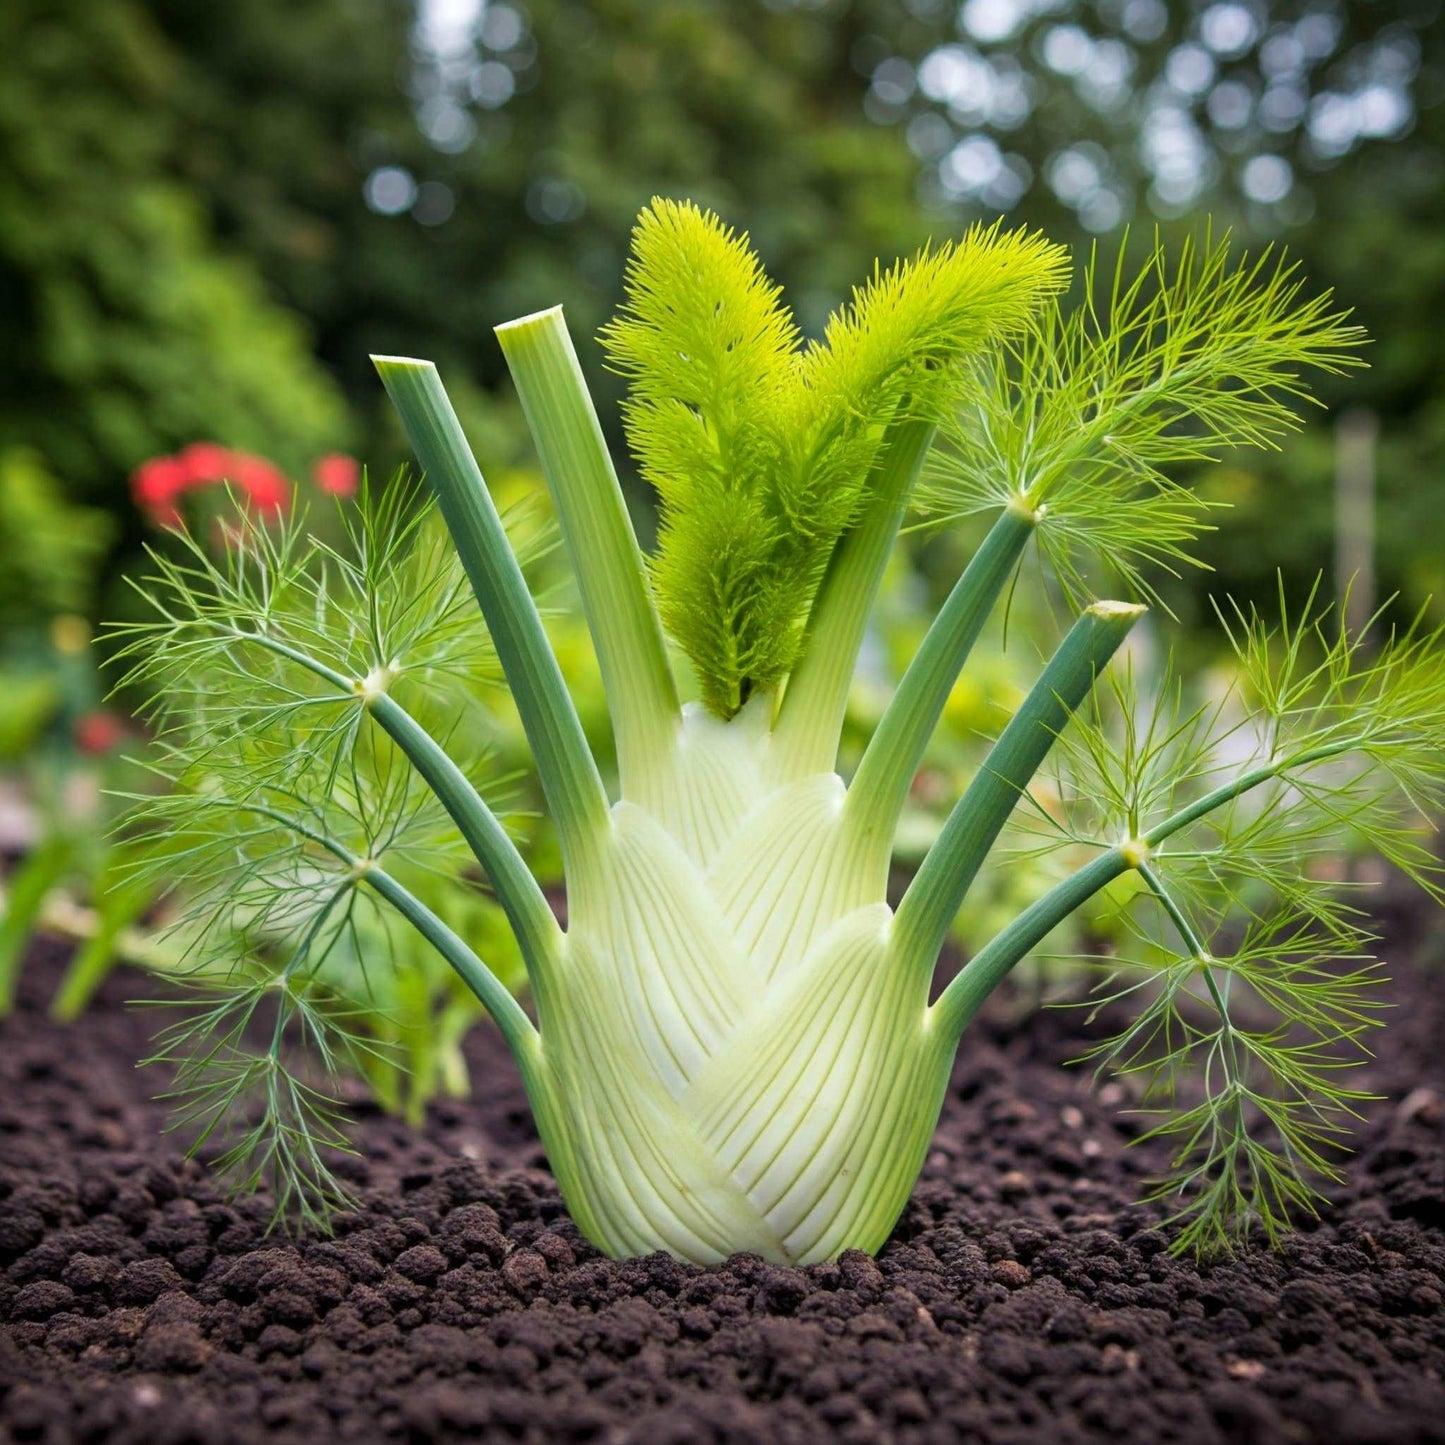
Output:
top-left (1334, 407), bottom-right (1377, 642)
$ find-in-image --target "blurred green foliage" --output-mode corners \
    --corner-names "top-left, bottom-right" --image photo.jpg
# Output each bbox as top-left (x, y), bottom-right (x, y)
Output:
top-left (1, 0), bottom-right (1436, 1154)
top-left (7, 0), bottom-right (1441, 636)
top-left (0, 0), bottom-right (350, 506)
top-left (0, 451), bottom-right (113, 628)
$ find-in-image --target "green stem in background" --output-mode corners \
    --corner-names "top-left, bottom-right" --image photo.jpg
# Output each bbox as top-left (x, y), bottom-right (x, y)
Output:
top-left (895, 600), bottom-right (1145, 974)
top-left (373, 357), bottom-right (610, 872)
top-left (0, 834), bottom-right (75, 1014)
top-left (496, 308), bottom-right (680, 799)
top-left (845, 503), bottom-right (1037, 879)
top-left (50, 861), bottom-right (156, 1021)
top-left (771, 419), bottom-right (935, 780)
top-left (930, 845), bottom-right (1131, 1040)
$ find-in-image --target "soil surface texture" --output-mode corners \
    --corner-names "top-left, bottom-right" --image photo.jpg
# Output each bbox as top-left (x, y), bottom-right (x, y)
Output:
top-left (1, 919), bottom-right (1442, 1445)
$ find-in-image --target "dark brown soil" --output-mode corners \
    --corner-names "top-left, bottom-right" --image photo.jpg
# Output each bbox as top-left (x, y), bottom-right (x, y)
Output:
top-left (1, 921), bottom-right (1442, 1445)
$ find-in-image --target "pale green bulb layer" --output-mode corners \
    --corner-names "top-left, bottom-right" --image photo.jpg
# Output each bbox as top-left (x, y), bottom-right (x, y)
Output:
top-left (522, 701), bottom-right (953, 1264)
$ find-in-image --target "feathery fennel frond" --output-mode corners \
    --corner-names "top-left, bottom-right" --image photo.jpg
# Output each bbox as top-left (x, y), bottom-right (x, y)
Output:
top-left (601, 198), bottom-right (1067, 715)
top-left (1026, 585), bottom-right (1444, 1250)
top-left (601, 197), bottom-right (801, 415)
top-left (917, 232), bottom-right (1368, 605)
top-left (1077, 895), bottom-right (1386, 1257)
top-left (114, 476), bottom-right (522, 752)
top-left (600, 201), bottom-right (810, 717)
top-left (114, 483), bottom-right (537, 1223)
top-left (138, 748), bottom-right (477, 1227)
top-left (798, 225), bottom-right (1070, 437)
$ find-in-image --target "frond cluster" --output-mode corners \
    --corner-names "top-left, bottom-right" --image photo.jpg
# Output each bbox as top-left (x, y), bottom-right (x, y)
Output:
top-left (1028, 586), bottom-right (1443, 1250)
top-left (1079, 910), bottom-right (1385, 1257)
top-left (917, 233), bottom-right (1368, 604)
top-left (114, 484), bottom-right (530, 1221)
top-left (601, 198), bottom-right (1067, 714)
top-left (1217, 584), bottom-right (1445, 896)
top-left (118, 478), bottom-right (522, 754)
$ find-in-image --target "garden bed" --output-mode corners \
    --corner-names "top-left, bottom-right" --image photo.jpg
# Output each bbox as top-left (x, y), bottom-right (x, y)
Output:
top-left (1, 919), bottom-right (1441, 1445)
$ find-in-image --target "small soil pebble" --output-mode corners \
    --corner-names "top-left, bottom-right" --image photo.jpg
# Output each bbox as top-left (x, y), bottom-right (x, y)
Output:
top-left (2, 927), bottom-right (1443, 1443)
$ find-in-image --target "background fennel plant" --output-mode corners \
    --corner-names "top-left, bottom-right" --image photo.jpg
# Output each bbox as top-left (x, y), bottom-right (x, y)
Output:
top-left (119, 200), bottom-right (1442, 1262)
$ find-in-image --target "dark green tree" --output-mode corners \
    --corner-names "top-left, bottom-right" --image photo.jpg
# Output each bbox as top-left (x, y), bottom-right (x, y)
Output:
top-left (146, 0), bottom-right (927, 413)
top-left (0, 0), bottom-right (349, 507)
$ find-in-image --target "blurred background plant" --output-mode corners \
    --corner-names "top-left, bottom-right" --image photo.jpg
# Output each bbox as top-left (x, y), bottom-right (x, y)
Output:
top-left (0, 0), bottom-right (1439, 1132)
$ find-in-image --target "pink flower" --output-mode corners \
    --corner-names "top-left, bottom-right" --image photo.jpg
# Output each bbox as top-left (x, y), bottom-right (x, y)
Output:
top-left (177, 442), bottom-right (236, 486)
top-left (131, 456), bottom-right (188, 526)
top-left (313, 453), bottom-right (360, 498)
top-left (230, 453), bottom-right (291, 515)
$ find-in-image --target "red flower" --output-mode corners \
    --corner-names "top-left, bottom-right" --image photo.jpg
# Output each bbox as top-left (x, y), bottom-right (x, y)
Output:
top-left (177, 441), bottom-right (236, 486)
top-left (74, 709), bottom-right (124, 755)
top-left (312, 452), bottom-right (360, 498)
top-left (230, 453), bottom-right (291, 515)
top-left (131, 456), bottom-right (188, 526)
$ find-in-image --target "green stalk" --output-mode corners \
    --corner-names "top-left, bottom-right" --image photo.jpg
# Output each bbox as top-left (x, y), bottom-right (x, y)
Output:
top-left (228, 627), bottom-right (561, 986)
top-left (845, 503), bottom-right (1037, 877)
top-left (496, 308), bottom-right (681, 796)
top-left (367, 694), bottom-right (563, 984)
top-left (362, 863), bottom-right (538, 1064)
top-left (1134, 860), bottom-right (1249, 1166)
top-left (930, 846), bottom-right (1131, 1039)
top-left (894, 601), bottom-right (1145, 971)
top-left (373, 357), bottom-right (609, 870)
top-left (930, 737), bottom-right (1365, 1044)
top-left (1136, 860), bottom-right (1234, 1015)
top-left (233, 799), bottom-right (538, 1061)
top-left (1144, 742), bottom-right (1350, 847)
top-left (770, 419), bottom-right (935, 779)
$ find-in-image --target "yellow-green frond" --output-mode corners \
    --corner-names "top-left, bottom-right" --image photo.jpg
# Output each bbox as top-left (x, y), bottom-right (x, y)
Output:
top-left (799, 223), bottom-right (1070, 424)
top-left (601, 201), bottom-right (1066, 718)
top-left (600, 198), bottom-right (799, 413)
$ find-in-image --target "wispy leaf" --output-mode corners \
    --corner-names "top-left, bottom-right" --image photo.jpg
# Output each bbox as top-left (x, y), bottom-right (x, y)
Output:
top-left (110, 479), bottom-right (533, 1227)
top-left (917, 231), bottom-right (1367, 607)
top-left (1023, 582), bottom-right (1442, 1252)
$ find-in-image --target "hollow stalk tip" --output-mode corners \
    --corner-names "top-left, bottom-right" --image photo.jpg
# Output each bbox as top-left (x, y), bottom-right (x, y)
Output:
top-left (371, 353), bottom-right (611, 869)
top-left (494, 305), bottom-right (566, 335)
top-left (1089, 600), bottom-right (1148, 621)
top-left (493, 308), bottom-right (680, 797)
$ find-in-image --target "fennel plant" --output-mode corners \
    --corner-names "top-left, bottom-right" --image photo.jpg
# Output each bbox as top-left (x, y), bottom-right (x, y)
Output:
top-left (120, 202), bottom-right (1444, 1263)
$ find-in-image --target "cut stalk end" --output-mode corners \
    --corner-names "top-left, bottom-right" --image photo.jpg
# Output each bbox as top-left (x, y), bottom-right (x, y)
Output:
top-left (496, 304), bottom-right (680, 799)
top-left (494, 305), bottom-right (567, 336)
top-left (1088, 600), bottom-right (1148, 622)
top-left (370, 354), bottom-right (432, 368)
top-left (374, 351), bottom-right (611, 861)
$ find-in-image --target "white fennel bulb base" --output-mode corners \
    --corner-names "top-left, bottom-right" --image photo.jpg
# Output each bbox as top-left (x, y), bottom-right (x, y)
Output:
top-left (525, 701), bottom-right (953, 1264)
